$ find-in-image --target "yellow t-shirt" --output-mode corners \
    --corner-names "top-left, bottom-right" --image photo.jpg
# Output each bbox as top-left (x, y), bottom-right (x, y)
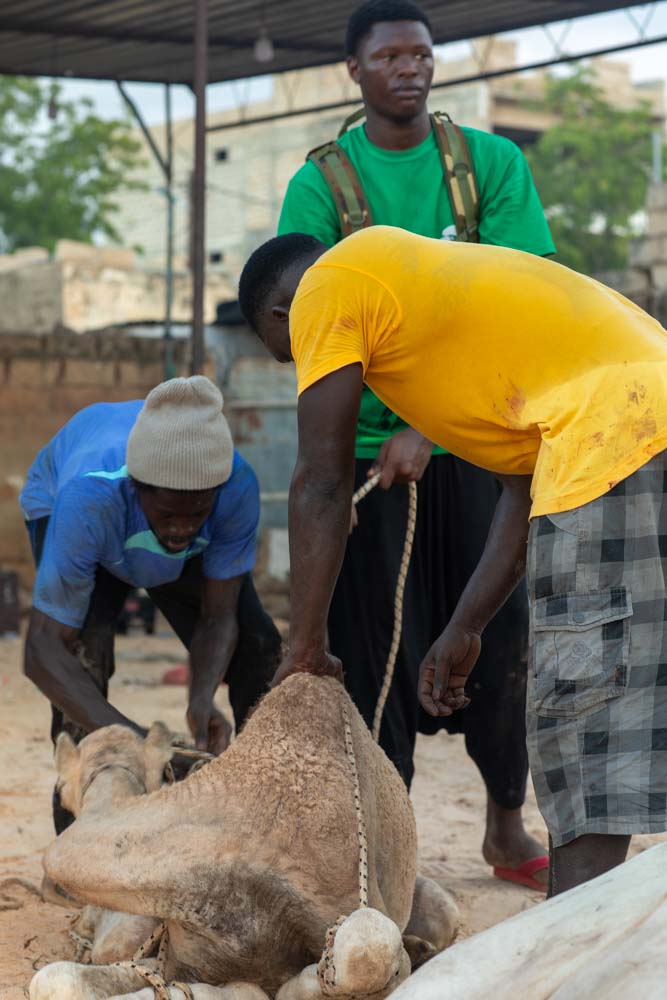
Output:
top-left (290, 227), bottom-right (667, 517)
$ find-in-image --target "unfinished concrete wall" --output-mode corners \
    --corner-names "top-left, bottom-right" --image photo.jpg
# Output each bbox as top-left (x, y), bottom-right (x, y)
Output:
top-left (0, 331), bottom-right (205, 591)
top-left (0, 259), bottom-right (64, 334)
top-left (0, 241), bottom-right (233, 336)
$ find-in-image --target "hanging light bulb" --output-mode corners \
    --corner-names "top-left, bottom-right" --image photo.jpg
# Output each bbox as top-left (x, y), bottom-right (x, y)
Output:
top-left (253, 25), bottom-right (275, 63)
top-left (47, 84), bottom-right (58, 120)
top-left (48, 40), bottom-right (59, 119)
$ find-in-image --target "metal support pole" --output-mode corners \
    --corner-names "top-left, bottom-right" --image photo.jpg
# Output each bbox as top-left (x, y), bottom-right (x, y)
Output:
top-left (652, 129), bottom-right (664, 185)
top-left (116, 80), bottom-right (175, 380)
top-left (165, 82), bottom-right (176, 379)
top-left (191, 0), bottom-right (208, 375)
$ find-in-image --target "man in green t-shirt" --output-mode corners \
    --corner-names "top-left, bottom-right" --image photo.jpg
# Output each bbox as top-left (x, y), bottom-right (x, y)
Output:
top-left (277, 0), bottom-right (555, 891)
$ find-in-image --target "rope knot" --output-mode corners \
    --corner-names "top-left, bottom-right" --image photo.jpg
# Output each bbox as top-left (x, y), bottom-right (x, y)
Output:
top-left (317, 915), bottom-right (348, 992)
top-left (315, 909), bottom-right (409, 998)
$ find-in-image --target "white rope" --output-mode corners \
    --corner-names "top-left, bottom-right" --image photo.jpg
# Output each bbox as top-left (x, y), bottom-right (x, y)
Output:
top-left (114, 959), bottom-right (194, 1000)
top-left (115, 923), bottom-right (194, 1000)
top-left (336, 473), bottom-right (418, 914)
top-left (341, 704), bottom-right (369, 910)
top-left (351, 475), bottom-right (418, 742)
top-left (351, 471), bottom-right (381, 505)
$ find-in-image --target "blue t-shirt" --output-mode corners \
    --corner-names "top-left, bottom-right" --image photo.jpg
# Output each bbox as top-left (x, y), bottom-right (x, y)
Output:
top-left (20, 400), bottom-right (259, 629)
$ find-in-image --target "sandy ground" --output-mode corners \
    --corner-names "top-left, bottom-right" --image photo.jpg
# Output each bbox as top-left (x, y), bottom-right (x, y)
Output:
top-left (1, 628), bottom-right (665, 999)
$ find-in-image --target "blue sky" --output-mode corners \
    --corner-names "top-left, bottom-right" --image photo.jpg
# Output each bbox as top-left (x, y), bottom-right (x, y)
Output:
top-left (59, 4), bottom-right (667, 126)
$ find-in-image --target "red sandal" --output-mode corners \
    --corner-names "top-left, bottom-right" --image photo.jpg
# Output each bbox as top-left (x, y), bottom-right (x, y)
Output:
top-left (493, 855), bottom-right (549, 892)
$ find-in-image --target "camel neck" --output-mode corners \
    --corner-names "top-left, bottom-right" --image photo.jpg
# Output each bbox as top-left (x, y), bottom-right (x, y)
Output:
top-left (79, 763), bottom-right (146, 816)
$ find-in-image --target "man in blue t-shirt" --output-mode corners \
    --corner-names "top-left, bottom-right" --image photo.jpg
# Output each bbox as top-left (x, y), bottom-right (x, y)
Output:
top-left (21, 375), bottom-right (281, 832)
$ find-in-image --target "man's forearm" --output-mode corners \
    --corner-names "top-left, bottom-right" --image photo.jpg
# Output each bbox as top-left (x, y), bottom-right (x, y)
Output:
top-left (188, 614), bottom-right (239, 709)
top-left (449, 475), bottom-right (532, 635)
top-left (25, 632), bottom-right (140, 734)
top-left (288, 461), bottom-right (353, 658)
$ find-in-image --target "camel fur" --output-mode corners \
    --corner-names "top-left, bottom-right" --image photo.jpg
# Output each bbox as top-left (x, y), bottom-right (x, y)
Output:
top-left (31, 675), bottom-right (458, 1000)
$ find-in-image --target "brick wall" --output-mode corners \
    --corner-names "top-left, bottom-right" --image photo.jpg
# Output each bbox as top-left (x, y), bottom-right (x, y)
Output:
top-left (0, 330), bottom-right (211, 590)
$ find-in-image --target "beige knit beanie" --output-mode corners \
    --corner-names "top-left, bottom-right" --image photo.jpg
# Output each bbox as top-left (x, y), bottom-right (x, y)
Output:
top-left (126, 375), bottom-right (233, 490)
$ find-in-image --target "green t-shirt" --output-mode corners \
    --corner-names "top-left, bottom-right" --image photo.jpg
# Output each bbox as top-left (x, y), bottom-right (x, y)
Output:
top-left (277, 122), bottom-right (555, 458)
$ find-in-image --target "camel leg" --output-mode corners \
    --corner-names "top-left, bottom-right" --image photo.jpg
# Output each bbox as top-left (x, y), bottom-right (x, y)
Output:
top-left (30, 960), bottom-right (147, 1000)
top-left (109, 986), bottom-right (270, 1000)
top-left (31, 965), bottom-right (271, 1000)
top-left (91, 912), bottom-right (162, 964)
top-left (43, 806), bottom-right (225, 920)
top-left (403, 874), bottom-right (459, 966)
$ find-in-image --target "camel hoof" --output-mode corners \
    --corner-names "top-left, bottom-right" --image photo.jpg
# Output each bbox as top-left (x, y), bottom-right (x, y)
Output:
top-left (405, 876), bottom-right (459, 954)
top-left (402, 935), bottom-right (437, 971)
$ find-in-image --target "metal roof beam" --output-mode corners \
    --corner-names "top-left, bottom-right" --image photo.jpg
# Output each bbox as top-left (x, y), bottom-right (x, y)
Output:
top-left (0, 16), bottom-right (339, 54)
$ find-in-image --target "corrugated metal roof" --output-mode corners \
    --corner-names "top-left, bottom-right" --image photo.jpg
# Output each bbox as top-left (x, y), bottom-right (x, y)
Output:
top-left (0, 2), bottom-right (639, 85)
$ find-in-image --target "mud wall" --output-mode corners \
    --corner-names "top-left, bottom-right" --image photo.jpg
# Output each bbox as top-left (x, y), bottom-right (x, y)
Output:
top-left (0, 331), bottom-right (204, 591)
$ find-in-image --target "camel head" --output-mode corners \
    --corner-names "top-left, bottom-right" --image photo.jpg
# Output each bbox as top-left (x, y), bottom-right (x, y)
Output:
top-left (54, 722), bottom-right (174, 817)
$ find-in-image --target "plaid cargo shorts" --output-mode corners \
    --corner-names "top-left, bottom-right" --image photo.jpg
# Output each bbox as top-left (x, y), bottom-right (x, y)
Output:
top-left (526, 449), bottom-right (667, 847)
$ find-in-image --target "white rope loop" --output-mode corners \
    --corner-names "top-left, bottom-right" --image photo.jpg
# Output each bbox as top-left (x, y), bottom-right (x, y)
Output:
top-left (114, 961), bottom-right (172, 1000)
top-left (114, 959), bottom-right (195, 1000)
top-left (132, 921), bottom-right (168, 963)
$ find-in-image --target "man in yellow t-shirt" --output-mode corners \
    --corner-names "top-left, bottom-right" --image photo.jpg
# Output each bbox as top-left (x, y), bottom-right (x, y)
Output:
top-left (238, 226), bottom-right (667, 894)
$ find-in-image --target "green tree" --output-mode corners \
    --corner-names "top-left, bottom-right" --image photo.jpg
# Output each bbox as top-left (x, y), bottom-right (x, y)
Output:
top-left (523, 65), bottom-right (664, 274)
top-left (0, 77), bottom-right (145, 253)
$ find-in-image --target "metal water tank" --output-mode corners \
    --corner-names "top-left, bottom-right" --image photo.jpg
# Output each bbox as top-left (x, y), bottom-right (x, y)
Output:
top-left (207, 317), bottom-right (297, 530)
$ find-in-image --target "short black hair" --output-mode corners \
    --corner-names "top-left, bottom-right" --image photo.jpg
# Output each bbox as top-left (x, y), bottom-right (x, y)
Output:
top-left (238, 233), bottom-right (327, 330)
top-left (345, 0), bottom-right (432, 57)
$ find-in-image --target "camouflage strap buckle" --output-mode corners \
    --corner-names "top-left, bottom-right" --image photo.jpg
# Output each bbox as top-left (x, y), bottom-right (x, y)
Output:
top-left (307, 138), bottom-right (374, 236)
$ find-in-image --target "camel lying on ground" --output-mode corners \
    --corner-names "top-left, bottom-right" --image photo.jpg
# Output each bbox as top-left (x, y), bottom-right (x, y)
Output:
top-left (30, 674), bottom-right (458, 1000)
top-left (390, 840), bottom-right (667, 1000)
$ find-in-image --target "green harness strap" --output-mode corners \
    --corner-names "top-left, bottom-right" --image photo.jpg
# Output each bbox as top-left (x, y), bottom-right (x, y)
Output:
top-left (306, 107), bottom-right (480, 242)
top-left (431, 111), bottom-right (480, 243)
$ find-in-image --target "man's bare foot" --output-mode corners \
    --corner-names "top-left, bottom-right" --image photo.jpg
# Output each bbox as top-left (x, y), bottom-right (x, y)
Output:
top-left (482, 797), bottom-right (548, 888)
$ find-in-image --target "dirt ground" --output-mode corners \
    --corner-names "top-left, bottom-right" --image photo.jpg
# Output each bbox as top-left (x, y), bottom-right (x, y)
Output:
top-left (1, 628), bottom-right (665, 999)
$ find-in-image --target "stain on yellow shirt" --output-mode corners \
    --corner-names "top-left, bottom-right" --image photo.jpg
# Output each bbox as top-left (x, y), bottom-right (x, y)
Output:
top-left (290, 227), bottom-right (667, 517)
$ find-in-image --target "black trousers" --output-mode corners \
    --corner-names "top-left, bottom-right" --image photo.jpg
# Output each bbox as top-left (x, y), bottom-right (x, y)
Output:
top-left (28, 518), bottom-right (282, 833)
top-left (328, 454), bottom-right (529, 808)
